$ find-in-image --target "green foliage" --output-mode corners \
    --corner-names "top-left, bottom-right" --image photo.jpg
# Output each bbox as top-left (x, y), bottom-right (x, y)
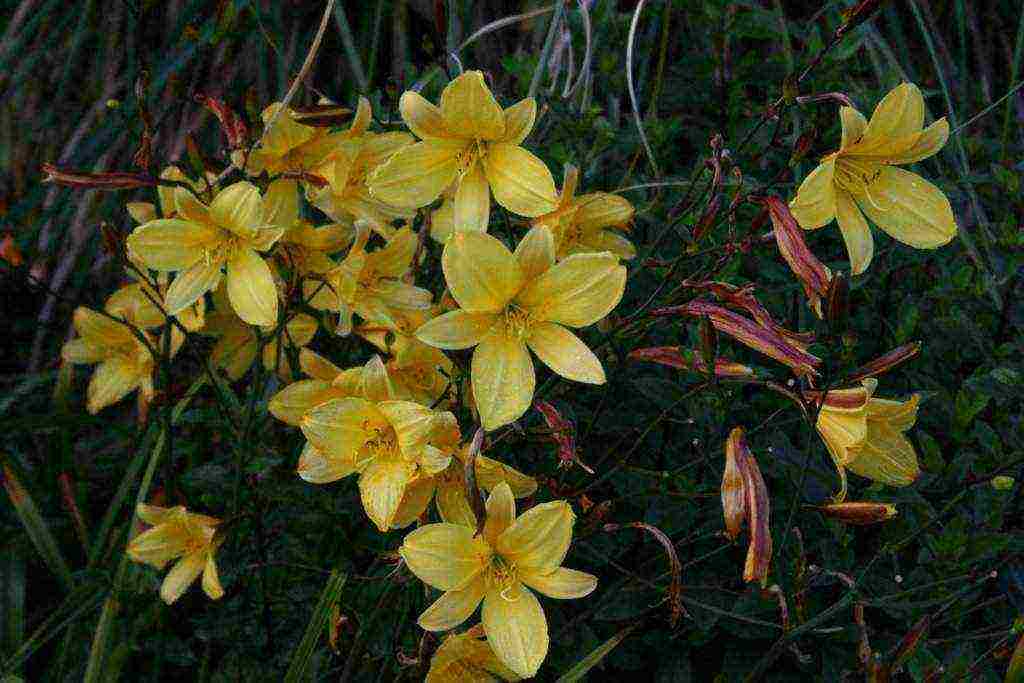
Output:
top-left (1, 0), bottom-right (1023, 681)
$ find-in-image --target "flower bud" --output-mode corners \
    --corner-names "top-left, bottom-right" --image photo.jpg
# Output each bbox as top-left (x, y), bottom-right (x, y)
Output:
top-left (628, 346), bottom-right (755, 379)
top-left (762, 195), bottom-right (832, 318)
top-left (722, 430), bottom-right (747, 540)
top-left (195, 94), bottom-right (248, 148)
top-left (847, 342), bottom-right (921, 383)
top-left (816, 501), bottom-right (897, 525)
top-left (289, 103), bottom-right (355, 128)
top-left (41, 164), bottom-right (158, 190)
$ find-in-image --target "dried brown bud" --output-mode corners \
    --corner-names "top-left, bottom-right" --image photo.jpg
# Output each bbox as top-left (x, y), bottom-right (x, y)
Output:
top-left (737, 431), bottom-right (772, 586)
top-left (722, 430), bottom-right (747, 540)
top-left (761, 195), bottom-right (832, 319)
top-left (816, 501), bottom-right (897, 525)
top-left (847, 342), bottom-right (921, 383)
top-left (41, 164), bottom-right (158, 190)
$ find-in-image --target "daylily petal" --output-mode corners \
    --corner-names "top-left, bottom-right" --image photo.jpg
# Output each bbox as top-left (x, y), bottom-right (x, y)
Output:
top-left (359, 458), bottom-right (414, 531)
top-left (442, 231), bottom-right (523, 313)
top-left (483, 143), bottom-right (557, 217)
top-left (369, 140), bottom-right (462, 209)
top-left (418, 576), bottom-right (487, 631)
top-left (440, 71), bottom-right (506, 141)
top-left (62, 338), bottom-right (107, 364)
top-left (482, 482), bottom-right (516, 546)
top-left (496, 500), bottom-right (574, 573)
top-left (127, 219), bottom-right (220, 271)
top-left (300, 348), bottom-right (343, 381)
top-left (225, 249), bottom-right (277, 326)
top-left (136, 503), bottom-right (175, 526)
top-left (416, 310), bottom-right (499, 350)
top-left (268, 379), bottom-right (337, 426)
top-left (201, 552), bottom-right (224, 600)
top-left (857, 167), bottom-right (956, 249)
top-left (472, 335), bottom-right (534, 431)
top-left (264, 178), bottom-right (299, 230)
top-left (514, 225), bottom-right (556, 280)
top-left (437, 478), bottom-right (477, 528)
top-left (126, 201), bottom-right (157, 225)
top-left (861, 82), bottom-right (924, 146)
top-left (297, 442), bottom-right (358, 484)
top-left (502, 98), bottom-right (537, 145)
top-left (835, 191), bottom-right (874, 275)
top-left (789, 160), bottom-right (837, 230)
top-left (846, 424), bottom-right (920, 486)
top-left (482, 585), bottom-right (548, 678)
top-left (174, 187), bottom-right (212, 224)
top-left (73, 306), bottom-right (134, 346)
top-left (577, 229), bottom-right (637, 260)
top-left (301, 397), bottom-right (377, 461)
top-left (517, 252), bottom-right (626, 327)
top-left (211, 182), bottom-right (264, 236)
top-left (575, 192), bottom-right (634, 230)
top-left (160, 552), bottom-right (205, 604)
top-left (527, 322), bottom-right (605, 384)
top-left (868, 394), bottom-right (920, 432)
top-left (840, 106), bottom-right (869, 149)
top-left (475, 455), bottom-right (537, 498)
top-left (453, 162), bottom-right (491, 233)
top-left (357, 355), bottom-right (396, 402)
top-left (885, 118), bottom-right (949, 165)
top-left (521, 567), bottom-right (597, 599)
top-left (164, 258), bottom-right (223, 315)
top-left (377, 400), bottom-right (437, 452)
top-left (87, 357), bottom-right (142, 413)
top-left (391, 475), bottom-right (437, 528)
top-left (400, 90), bottom-right (450, 140)
top-left (400, 523), bottom-right (488, 591)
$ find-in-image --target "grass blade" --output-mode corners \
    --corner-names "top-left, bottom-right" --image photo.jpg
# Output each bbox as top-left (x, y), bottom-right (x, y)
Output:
top-left (1, 459), bottom-right (73, 589)
top-left (555, 623), bottom-right (640, 682)
top-left (284, 570), bottom-right (348, 683)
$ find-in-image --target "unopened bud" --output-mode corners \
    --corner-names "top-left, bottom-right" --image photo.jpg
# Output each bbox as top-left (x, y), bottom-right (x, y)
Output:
top-left (992, 475), bottom-right (1015, 491)
top-left (628, 346), bottom-right (755, 379)
top-left (195, 94), bottom-right (249, 149)
top-left (41, 164), bottom-right (158, 190)
top-left (722, 429), bottom-right (747, 540)
top-left (815, 501), bottom-right (897, 525)
top-left (692, 194), bottom-right (721, 243)
top-left (847, 342), bottom-right (921, 383)
top-left (289, 103), bottom-right (354, 128)
top-left (825, 271), bottom-right (849, 330)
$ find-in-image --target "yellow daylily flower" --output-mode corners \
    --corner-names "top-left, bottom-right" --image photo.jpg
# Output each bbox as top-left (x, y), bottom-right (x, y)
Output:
top-left (237, 97), bottom-right (370, 177)
top-left (126, 181), bottom-right (284, 326)
top-left (126, 503), bottom-right (224, 604)
top-left (415, 227), bottom-right (626, 430)
top-left (427, 186), bottom-right (457, 243)
top-left (307, 127), bottom-right (416, 233)
top-left (426, 624), bottom-right (521, 683)
top-left (305, 224), bottom-right (432, 336)
top-left (61, 306), bottom-right (162, 414)
top-left (400, 483), bottom-right (596, 678)
top-left (814, 378), bottom-right (922, 500)
top-left (269, 352), bottom-right (396, 428)
top-left (299, 395), bottom-right (455, 531)
top-left (200, 286), bottom-right (318, 381)
top-left (789, 82), bottom-right (956, 274)
top-left (369, 71), bottom-right (557, 232)
top-left (532, 163), bottom-right (636, 260)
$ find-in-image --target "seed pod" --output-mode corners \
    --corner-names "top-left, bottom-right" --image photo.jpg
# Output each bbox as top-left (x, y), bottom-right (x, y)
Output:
top-left (816, 501), bottom-right (897, 525)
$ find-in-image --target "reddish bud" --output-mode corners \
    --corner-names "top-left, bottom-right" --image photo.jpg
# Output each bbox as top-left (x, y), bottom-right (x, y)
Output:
top-left (847, 342), bottom-right (921, 383)
top-left (289, 103), bottom-right (355, 128)
top-left (628, 346), bottom-right (754, 379)
top-left (816, 501), bottom-right (897, 525)
top-left (761, 196), bottom-right (832, 319)
top-left (534, 400), bottom-right (594, 474)
top-left (195, 94), bottom-right (248, 148)
top-left (41, 164), bottom-right (158, 190)
top-left (722, 431), bottom-right (747, 540)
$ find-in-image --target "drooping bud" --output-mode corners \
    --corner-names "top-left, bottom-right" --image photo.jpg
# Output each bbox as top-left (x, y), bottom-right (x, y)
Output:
top-left (41, 164), bottom-right (158, 190)
top-left (825, 271), bottom-right (849, 330)
top-left (736, 430), bottom-right (772, 587)
top-left (847, 342), bottom-right (921, 382)
top-left (761, 195), bottom-right (832, 318)
top-left (653, 301), bottom-right (821, 377)
top-left (195, 94), bottom-right (249, 148)
top-left (815, 501), bottom-right (897, 525)
top-left (722, 429), bottom-right (747, 540)
top-left (628, 346), bottom-right (755, 379)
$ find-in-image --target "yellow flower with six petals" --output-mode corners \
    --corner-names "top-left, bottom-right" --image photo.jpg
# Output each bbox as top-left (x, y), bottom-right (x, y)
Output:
top-left (368, 71), bottom-right (557, 233)
top-left (400, 482), bottom-right (596, 678)
top-left (416, 227), bottom-right (625, 430)
top-left (789, 82), bottom-right (956, 274)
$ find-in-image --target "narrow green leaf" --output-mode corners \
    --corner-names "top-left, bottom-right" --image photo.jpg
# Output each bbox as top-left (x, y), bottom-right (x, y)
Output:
top-left (284, 570), bottom-right (348, 683)
top-left (1, 459), bottom-right (73, 589)
top-left (556, 623), bottom-right (639, 683)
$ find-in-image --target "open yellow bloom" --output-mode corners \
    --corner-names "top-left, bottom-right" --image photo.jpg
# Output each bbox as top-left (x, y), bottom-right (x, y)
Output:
top-left (126, 503), bottom-right (224, 604)
top-left (263, 178), bottom-right (354, 278)
top-left (416, 227), bottom-right (625, 430)
top-left (200, 286), bottom-right (318, 381)
top-left (401, 483), bottom-right (596, 678)
top-left (305, 224), bottom-right (432, 335)
top-left (368, 71), bottom-right (557, 232)
top-left (814, 378), bottom-right (921, 500)
top-left (426, 625), bottom-right (521, 682)
top-left (789, 82), bottom-right (956, 274)
top-left (532, 163), bottom-right (636, 260)
top-left (268, 352), bottom-right (396, 427)
top-left (300, 394), bottom-right (454, 531)
top-left (126, 182), bottom-right (284, 326)
top-left (62, 306), bottom-right (162, 414)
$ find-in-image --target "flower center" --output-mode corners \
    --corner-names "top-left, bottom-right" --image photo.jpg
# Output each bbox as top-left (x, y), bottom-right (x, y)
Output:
top-left (833, 156), bottom-right (884, 207)
top-left (360, 422), bottom-right (399, 466)
top-left (502, 304), bottom-right (533, 341)
top-left (454, 141), bottom-right (487, 180)
top-left (487, 555), bottom-right (520, 601)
